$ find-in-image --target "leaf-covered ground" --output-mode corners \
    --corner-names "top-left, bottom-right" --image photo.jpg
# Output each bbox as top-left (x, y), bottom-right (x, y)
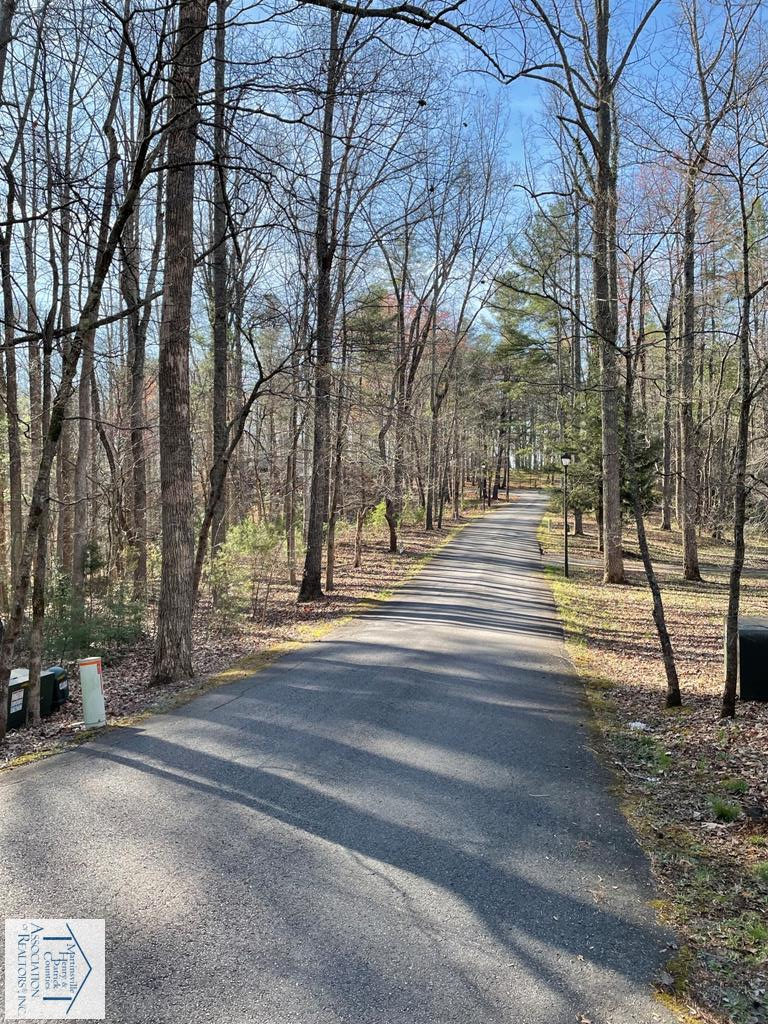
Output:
top-left (541, 509), bottom-right (768, 1024)
top-left (1, 500), bottom-right (496, 771)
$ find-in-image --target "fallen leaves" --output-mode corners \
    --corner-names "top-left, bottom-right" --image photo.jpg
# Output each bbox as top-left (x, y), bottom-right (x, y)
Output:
top-left (544, 515), bottom-right (768, 1024)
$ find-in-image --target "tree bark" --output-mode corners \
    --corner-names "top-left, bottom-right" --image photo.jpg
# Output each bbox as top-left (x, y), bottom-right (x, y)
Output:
top-left (210, 0), bottom-right (229, 571)
top-left (624, 335), bottom-right (681, 707)
top-left (680, 172), bottom-right (702, 580)
top-left (151, 0), bottom-right (210, 684)
top-left (425, 406), bottom-right (439, 530)
top-left (572, 199), bottom-right (582, 393)
top-left (0, 171), bottom-right (23, 577)
top-left (594, 18), bottom-right (624, 584)
top-left (722, 177), bottom-right (753, 719)
top-left (661, 296), bottom-right (674, 530)
top-left (298, 10), bottom-right (340, 602)
top-left (71, 328), bottom-right (93, 603)
top-left (325, 328), bottom-right (348, 591)
top-left (122, 206), bottom-right (148, 596)
top-left (285, 350), bottom-right (300, 586)
top-left (0, 1), bottom-right (16, 98)
top-left (22, 130), bottom-right (45, 728)
top-left (55, 58), bottom-right (80, 576)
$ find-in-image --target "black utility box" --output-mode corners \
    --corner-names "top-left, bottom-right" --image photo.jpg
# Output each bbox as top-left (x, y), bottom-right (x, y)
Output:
top-left (6, 675), bottom-right (29, 730)
top-left (5, 666), bottom-right (69, 728)
top-left (738, 617), bottom-right (768, 702)
top-left (39, 670), bottom-right (56, 717)
top-left (43, 666), bottom-right (68, 713)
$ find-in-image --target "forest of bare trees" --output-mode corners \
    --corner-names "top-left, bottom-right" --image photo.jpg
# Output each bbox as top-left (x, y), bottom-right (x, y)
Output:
top-left (500, 0), bottom-right (768, 719)
top-left (1, 0), bottom-right (768, 741)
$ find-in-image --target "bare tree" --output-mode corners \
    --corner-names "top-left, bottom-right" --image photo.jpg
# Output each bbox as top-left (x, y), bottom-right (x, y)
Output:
top-left (0, 0), bottom-right (166, 738)
top-left (511, 0), bottom-right (667, 583)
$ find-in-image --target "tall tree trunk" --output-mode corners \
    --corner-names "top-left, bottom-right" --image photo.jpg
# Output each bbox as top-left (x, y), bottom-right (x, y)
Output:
top-left (71, 330), bottom-right (93, 603)
top-left (26, 85), bottom-right (62, 721)
top-left (452, 398), bottom-right (461, 521)
top-left (722, 183), bottom-right (752, 719)
top-left (593, 25), bottom-right (624, 584)
top-left (55, 62), bottom-right (79, 575)
top-left (325, 329), bottom-right (348, 592)
top-left (121, 137), bottom-right (163, 601)
top-left (661, 298), bottom-right (674, 530)
top-left (572, 199), bottom-right (582, 394)
top-left (298, 10), bottom-right (340, 602)
top-left (151, 0), bottom-right (209, 684)
top-left (285, 352), bottom-right (300, 586)
top-left (723, 312), bottom-right (749, 718)
top-left (354, 506), bottom-right (365, 568)
top-left (680, 172), bottom-right (702, 580)
top-left (624, 341), bottom-right (681, 707)
top-left (229, 276), bottom-right (246, 522)
top-left (425, 303), bottom-right (440, 531)
top-left (210, 0), bottom-right (228, 570)
top-left (23, 134), bottom-right (46, 727)
top-left (27, 316), bottom-right (52, 729)
top-left (122, 205), bottom-right (149, 597)
top-left (0, 1), bottom-right (16, 96)
top-left (492, 402), bottom-right (506, 499)
top-left (0, 0), bottom-right (17, 595)
top-left (1, 176), bottom-right (22, 577)
top-left (387, 378), bottom-right (406, 551)
top-left (425, 406), bottom-right (439, 530)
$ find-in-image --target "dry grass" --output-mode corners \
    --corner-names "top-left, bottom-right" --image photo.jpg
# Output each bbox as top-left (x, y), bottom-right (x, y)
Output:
top-left (541, 508), bottom-right (768, 1024)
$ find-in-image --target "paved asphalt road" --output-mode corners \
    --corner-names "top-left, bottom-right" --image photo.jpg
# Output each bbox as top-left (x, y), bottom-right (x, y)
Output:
top-left (0, 491), bottom-right (677, 1024)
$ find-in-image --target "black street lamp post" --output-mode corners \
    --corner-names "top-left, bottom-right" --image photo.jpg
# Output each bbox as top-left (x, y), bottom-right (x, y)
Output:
top-left (561, 453), bottom-right (571, 578)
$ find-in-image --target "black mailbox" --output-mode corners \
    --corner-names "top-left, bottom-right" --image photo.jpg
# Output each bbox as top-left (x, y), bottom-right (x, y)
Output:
top-left (6, 675), bottom-right (29, 730)
top-left (738, 617), bottom-right (768, 702)
top-left (44, 666), bottom-right (69, 711)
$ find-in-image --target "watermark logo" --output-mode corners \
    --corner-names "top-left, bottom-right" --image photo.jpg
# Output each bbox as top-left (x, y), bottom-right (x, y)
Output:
top-left (4, 919), bottom-right (105, 1019)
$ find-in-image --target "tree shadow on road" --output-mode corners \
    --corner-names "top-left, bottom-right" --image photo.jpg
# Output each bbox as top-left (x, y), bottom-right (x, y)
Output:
top-left (73, 635), bottom-right (674, 1023)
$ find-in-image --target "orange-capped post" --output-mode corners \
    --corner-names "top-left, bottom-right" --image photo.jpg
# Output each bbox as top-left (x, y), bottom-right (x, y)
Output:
top-left (78, 657), bottom-right (106, 727)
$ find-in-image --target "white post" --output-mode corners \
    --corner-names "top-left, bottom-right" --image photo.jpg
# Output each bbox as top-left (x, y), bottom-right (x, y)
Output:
top-left (79, 657), bottom-right (106, 727)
